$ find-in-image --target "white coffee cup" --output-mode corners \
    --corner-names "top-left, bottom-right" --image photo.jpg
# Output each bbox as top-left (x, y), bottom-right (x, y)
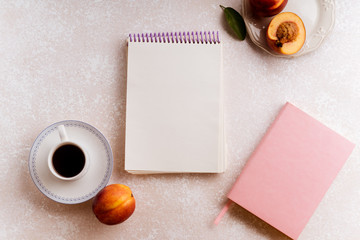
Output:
top-left (48, 125), bottom-right (89, 181)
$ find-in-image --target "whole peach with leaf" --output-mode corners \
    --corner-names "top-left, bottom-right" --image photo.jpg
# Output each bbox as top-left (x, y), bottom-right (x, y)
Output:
top-left (250, 0), bottom-right (288, 17)
top-left (92, 184), bottom-right (135, 225)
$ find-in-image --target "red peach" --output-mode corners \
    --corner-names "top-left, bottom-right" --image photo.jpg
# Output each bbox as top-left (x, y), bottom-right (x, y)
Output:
top-left (250, 0), bottom-right (288, 17)
top-left (92, 184), bottom-right (135, 225)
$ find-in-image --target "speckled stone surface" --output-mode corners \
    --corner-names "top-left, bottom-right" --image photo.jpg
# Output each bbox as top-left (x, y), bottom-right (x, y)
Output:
top-left (1, 0), bottom-right (360, 239)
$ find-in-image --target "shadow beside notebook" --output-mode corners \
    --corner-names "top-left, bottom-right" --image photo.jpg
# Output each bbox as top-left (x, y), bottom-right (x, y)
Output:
top-left (120, 172), bottom-right (223, 181)
top-left (111, 39), bottom-right (128, 178)
top-left (228, 204), bottom-right (292, 240)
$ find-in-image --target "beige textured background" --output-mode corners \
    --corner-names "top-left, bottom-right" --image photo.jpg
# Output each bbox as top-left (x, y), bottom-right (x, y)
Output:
top-left (1, 0), bottom-right (360, 239)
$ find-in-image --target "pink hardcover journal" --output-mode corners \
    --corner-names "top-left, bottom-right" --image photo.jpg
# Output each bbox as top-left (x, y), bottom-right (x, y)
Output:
top-left (218, 102), bottom-right (355, 239)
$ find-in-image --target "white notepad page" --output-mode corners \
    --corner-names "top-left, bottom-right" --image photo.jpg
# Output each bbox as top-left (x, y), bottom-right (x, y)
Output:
top-left (125, 32), bottom-right (225, 173)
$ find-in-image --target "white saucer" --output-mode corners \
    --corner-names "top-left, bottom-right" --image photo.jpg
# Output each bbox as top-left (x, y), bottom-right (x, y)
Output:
top-left (241, 0), bottom-right (335, 58)
top-left (28, 120), bottom-right (113, 204)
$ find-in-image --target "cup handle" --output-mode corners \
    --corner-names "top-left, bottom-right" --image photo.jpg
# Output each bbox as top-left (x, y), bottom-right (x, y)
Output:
top-left (58, 125), bottom-right (69, 142)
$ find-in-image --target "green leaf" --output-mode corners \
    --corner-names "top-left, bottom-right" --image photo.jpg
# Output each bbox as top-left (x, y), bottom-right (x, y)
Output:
top-left (220, 5), bottom-right (246, 41)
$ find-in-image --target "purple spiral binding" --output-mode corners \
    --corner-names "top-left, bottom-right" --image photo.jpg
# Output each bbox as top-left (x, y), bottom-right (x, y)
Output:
top-left (128, 31), bottom-right (220, 44)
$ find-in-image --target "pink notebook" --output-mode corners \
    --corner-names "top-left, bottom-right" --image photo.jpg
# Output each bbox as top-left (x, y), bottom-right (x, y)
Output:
top-left (216, 102), bottom-right (355, 239)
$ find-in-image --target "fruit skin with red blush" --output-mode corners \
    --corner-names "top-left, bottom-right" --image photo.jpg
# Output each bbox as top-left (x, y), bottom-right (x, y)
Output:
top-left (249, 0), bottom-right (288, 17)
top-left (92, 184), bottom-right (136, 225)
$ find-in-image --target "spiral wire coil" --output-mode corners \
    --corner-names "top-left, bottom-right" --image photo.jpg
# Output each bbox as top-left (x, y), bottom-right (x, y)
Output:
top-left (129, 31), bottom-right (220, 44)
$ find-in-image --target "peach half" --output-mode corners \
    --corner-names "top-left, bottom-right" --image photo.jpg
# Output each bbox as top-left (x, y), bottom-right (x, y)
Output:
top-left (266, 12), bottom-right (306, 55)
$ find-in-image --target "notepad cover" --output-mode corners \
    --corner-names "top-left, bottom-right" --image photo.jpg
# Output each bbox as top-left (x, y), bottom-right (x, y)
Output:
top-left (227, 102), bottom-right (355, 239)
top-left (125, 32), bottom-right (224, 173)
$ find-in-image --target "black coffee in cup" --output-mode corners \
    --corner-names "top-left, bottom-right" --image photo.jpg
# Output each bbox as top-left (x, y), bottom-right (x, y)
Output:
top-left (52, 144), bottom-right (85, 178)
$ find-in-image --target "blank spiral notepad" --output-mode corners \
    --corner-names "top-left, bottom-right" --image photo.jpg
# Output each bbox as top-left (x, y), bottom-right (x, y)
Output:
top-left (125, 31), bottom-right (225, 174)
